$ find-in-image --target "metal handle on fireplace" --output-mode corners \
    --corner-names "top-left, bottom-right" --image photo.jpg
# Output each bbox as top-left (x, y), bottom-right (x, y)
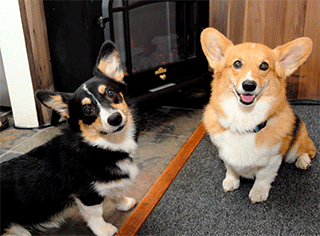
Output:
top-left (97, 16), bottom-right (109, 29)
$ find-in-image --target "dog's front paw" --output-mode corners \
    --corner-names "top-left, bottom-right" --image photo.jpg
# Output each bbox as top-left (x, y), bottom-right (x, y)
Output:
top-left (296, 153), bottom-right (311, 170)
top-left (223, 177), bottom-right (240, 192)
top-left (102, 223), bottom-right (118, 236)
top-left (249, 185), bottom-right (270, 203)
top-left (116, 196), bottom-right (137, 211)
top-left (90, 222), bottom-right (118, 236)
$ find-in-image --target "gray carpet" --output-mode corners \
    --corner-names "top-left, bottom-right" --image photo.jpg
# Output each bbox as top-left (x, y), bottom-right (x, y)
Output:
top-left (137, 105), bottom-right (320, 235)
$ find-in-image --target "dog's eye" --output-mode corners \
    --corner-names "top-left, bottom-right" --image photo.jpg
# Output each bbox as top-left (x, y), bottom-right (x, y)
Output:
top-left (233, 60), bottom-right (242, 69)
top-left (259, 62), bottom-right (269, 71)
top-left (107, 90), bottom-right (115, 99)
top-left (83, 107), bottom-right (93, 116)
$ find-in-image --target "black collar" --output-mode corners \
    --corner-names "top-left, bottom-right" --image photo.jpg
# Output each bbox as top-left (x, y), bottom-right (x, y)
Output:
top-left (253, 120), bottom-right (267, 133)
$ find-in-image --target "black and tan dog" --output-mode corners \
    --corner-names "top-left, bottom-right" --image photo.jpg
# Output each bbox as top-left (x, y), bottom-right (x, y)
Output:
top-left (0, 42), bottom-right (138, 236)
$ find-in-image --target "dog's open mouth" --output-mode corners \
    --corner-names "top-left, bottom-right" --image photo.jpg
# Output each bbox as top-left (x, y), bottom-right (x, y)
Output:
top-left (113, 124), bottom-right (125, 133)
top-left (233, 87), bottom-right (256, 105)
top-left (240, 94), bottom-right (255, 105)
top-left (233, 84), bottom-right (267, 106)
top-left (99, 124), bottom-right (125, 135)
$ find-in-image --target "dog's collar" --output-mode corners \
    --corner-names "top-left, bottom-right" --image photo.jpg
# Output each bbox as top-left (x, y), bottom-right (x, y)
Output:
top-left (252, 120), bottom-right (267, 133)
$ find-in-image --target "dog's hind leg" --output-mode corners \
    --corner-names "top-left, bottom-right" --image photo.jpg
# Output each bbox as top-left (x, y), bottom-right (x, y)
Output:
top-left (285, 122), bottom-right (316, 170)
top-left (75, 198), bottom-right (118, 236)
top-left (295, 136), bottom-right (316, 170)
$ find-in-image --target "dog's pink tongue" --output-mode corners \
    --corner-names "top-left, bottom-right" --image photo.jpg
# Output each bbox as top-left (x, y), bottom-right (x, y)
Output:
top-left (241, 94), bottom-right (254, 103)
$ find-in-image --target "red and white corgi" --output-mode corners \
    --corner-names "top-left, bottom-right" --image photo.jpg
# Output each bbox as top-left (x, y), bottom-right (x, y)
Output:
top-left (201, 27), bottom-right (316, 203)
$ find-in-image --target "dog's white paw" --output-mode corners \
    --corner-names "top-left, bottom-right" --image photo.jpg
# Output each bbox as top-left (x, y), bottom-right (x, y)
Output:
top-left (102, 223), bottom-right (118, 236)
top-left (295, 153), bottom-right (311, 170)
top-left (249, 185), bottom-right (270, 203)
top-left (91, 222), bottom-right (118, 236)
top-left (87, 220), bottom-right (118, 236)
top-left (116, 196), bottom-right (137, 211)
top-left (223, 177), bottom-right (240, 192)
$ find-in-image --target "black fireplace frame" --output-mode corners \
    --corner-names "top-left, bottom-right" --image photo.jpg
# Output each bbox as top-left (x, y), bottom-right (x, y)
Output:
top-left (44, 0), bottom-right (209, 103)
top-left (98, 0), bottom-right (209, 102)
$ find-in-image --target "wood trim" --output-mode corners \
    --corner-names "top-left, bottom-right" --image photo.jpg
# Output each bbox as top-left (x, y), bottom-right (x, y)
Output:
top-left (117, 122), bottom-right (207, 236)
top-left (18, 0), bottom-right (54, 126)
top-left (299, 0), bottom-right (320, 99)
top-left (208, 0), bottom-right (320, 100)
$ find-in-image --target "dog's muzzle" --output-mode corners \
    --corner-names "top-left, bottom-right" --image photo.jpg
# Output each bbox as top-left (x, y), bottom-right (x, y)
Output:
top-left (233, 80), bottom-right (266, 106)
top-left (99, 111), bottom-right (126, 135)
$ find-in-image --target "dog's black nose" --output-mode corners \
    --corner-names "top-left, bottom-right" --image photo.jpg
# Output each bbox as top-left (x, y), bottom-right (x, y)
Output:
top-left (242, 80), bottom-right (257, 92)
top-left (108, 112), bottom-right (122, 126)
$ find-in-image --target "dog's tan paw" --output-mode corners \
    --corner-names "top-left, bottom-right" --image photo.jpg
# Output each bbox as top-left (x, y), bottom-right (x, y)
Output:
top-left (116, 196), bottom-right (137, 211)
top-left (223, 178), bottom-right (240, 192)
top-left (296, 153), bottom-right (311, 170)
top-left (249, 186), bottom-right (270, 203)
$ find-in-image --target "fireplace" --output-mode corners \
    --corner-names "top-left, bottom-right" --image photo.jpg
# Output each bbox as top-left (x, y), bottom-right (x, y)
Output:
top-left (44, 0), bottom-right (209, 103)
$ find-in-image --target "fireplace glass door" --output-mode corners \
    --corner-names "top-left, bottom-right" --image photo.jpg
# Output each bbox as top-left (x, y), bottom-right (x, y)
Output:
top-left (100, 0), bottom-right (208, 100)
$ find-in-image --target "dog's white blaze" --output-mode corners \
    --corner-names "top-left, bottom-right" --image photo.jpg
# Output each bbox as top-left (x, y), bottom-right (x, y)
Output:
top-left (245, 70), bottom-right (254, 81)
top-left (219, 97), bottom-right (270, 133)
top-left (211, 131), bottom-right (282, 179)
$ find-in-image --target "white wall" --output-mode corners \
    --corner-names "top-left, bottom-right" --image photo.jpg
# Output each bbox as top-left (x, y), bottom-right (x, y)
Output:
top-left (0, 49), bottom-right (11, 107)
top-left (0, 0), bottom-right (39, 128)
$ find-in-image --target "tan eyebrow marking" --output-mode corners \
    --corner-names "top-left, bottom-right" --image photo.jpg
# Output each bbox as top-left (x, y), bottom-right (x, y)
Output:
top-left (98, 85), bottom-right (107, 95)
top-left (82, 97), bottom-right (91, 105)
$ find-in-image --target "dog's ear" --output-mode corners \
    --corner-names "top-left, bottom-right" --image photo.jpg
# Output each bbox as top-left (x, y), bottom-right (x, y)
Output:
top-left (36, 90), bottom-right (71, 118)
top-left (274, 37), bottom-right (313, 78)
top-left (200, 28), bottom-right (233, 70)
top-left (95, 41), bottom-right (125, 83)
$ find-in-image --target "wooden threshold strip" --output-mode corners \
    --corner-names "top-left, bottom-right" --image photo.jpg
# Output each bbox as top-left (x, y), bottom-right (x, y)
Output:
top-left (117, 122), bottom-right (206, 236)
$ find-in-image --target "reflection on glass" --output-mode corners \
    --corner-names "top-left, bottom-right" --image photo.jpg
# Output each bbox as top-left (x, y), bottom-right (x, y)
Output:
top-left (102, 1), bottom-right (196, 74)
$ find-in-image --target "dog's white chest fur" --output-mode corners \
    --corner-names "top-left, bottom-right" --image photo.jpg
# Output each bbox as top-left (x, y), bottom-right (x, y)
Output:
top-left (219, 97), bottom-right (271, 133)
top-left (211, 131), bottom-right (281, 178)
top-left (211, 96), bottom-right (283, 178)
top-left (90, 124), bottom-right (138, 157)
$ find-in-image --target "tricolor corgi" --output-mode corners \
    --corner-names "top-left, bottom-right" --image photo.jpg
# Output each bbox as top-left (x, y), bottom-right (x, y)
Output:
top-left (0, 41), bottom-right (138, 235)
top-left (201, 28), bottom-right (316, 203)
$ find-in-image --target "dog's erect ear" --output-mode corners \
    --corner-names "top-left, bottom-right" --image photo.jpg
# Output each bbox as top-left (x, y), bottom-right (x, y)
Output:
top-left (95, 41), bottom-right (125, 83)
top-left (274, 37), bottom-right (313, 78)
top-left (36, 90), bottom-right (72, 118)
top-left (200, 28), bottom-right (233, 70)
